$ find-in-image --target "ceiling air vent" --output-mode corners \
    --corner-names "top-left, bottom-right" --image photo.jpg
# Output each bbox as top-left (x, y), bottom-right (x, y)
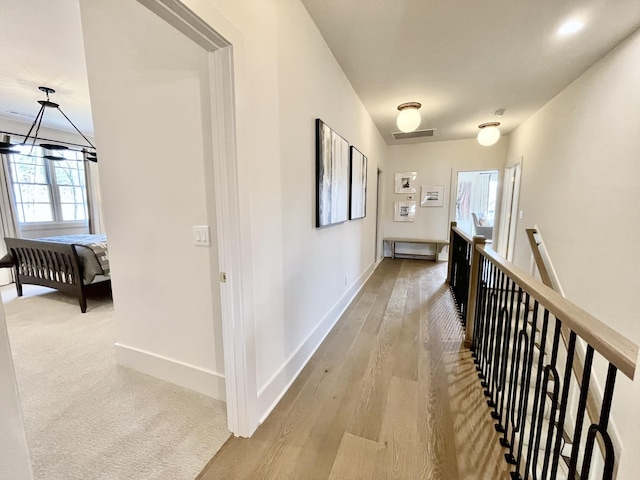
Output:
top-left (5, 110), bottom-right (35, 119)
top-left (392, 128), bottom-right (436, 140)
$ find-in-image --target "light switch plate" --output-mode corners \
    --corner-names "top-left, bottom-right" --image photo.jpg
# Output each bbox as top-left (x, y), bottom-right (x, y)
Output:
top-left (193, 225), bottom-right (210, 246)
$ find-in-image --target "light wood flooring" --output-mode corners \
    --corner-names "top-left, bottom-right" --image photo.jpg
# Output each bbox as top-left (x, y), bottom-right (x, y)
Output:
top-left (198, 259), bottom-right (512, 479)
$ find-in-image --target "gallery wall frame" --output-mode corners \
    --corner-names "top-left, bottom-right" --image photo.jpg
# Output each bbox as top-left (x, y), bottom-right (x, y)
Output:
top-left (394, 172), bottom-right (417, 193)
top-left (394, 201), bottom-right (416, 222)
top-left (316, 118), bottom-right (350, 227)
top-left (420, 184), bottom-right (445, 207)
top-left (349, 146), bottom-right (367, 220)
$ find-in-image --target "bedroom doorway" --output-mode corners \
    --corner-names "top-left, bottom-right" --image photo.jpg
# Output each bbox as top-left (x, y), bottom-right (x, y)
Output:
top-left (2, 2), bottom-right (252, 478)
top-left (135, 0), bottom-right (253, 436)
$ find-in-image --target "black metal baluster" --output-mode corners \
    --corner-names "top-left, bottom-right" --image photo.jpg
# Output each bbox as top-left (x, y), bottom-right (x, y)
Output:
top-left (522, 309), bottom-right (552, 479)
top-left (509, 294), bottom-right (538, 475)
top-left (580, 363), bottom-right (618, 479)
top-left (534, 319), bottom-right (563, 480)
top-left (457, 238), bottom-right (469, 324)
top-left (450, 230), bottom-right (470, 324)
top-left (472, 256), bottom-right (488, 358)
top-left (501, 286), bottom-right (524, 448)
top-left (478, 259), bottom-right (494, 366)
top-left (484, 267), bottom-right (502, 406)
top-left (550, 331), bottom-right (576, 476)
top-left (479, 262), bottom-right (498, 383)
top-left (567, 345), bottom-right (595, 478)
top-left (505, 329), bottom-right (529, 457)
top-left (490, 305), bottom-right (508, 417)
top-left (494, 278), bottom-right (518, 434)
top-left (449, 232), bottom-right (464, 319)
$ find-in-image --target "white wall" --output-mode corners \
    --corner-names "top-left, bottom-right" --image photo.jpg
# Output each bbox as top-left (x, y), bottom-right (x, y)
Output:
top-left (383, 138), bottom-right (508, 258)
top-left (506, 27), bottom-right (640, 476)
top-left (0, 302), bottom-right (33, 480)
top-left (186, 0), bottom-right (387, 421)
top-left (79, 0), bottom-right (225, 400)
top-left (81, 0), bottom-right (387, 432)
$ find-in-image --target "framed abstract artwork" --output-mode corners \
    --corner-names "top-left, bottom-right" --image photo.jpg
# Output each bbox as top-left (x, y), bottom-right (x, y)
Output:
top-left (420, 184), bottom-right (445, 207)
top-left (349, 146), bottom-right (367, 220)
top-left (316, 119), bottom-right (350, 227)
top-left (394, 201), bottom-right (416, 222)
top-left (394, 172), bottom-right (417, 193)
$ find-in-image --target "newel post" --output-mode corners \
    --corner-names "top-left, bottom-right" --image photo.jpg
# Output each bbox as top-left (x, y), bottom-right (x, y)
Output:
top-left (447, 221), bottom-right (456, 284)
top-left (464, 235), bottom-right (486, 347)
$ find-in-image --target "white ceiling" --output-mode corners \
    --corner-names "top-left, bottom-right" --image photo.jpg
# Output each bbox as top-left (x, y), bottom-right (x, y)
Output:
top-left (0, 0), bottom-right (92, 137)
top-left (1, 1), bottom-right (639, 146)
top-left (301, 0), bottom-right (640, 145)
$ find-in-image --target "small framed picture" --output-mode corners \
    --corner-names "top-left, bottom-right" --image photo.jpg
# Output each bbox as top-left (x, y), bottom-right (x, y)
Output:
top-left (420, 184), bottom-right (445, 207)
top-left (394, 172), bottom-right (417, 193)
top-left (394, 201), bottom-right (416, 222)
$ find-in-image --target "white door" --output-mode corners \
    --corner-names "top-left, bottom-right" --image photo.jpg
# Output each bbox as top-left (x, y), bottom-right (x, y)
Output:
top-left (497, 162), bottom-right (522, 261)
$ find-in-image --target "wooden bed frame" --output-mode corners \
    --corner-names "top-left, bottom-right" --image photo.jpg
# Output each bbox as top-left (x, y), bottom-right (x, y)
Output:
top-left (4, 237), bottom-right (111, 313)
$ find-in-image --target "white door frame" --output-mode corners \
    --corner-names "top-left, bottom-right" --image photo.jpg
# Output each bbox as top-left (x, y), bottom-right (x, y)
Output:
top-left (138, 0), bottom-right (255, 436)
top-left (375, 168), bottom-right (383, 261)
top-left (497, 158), bottom-right (523, 261)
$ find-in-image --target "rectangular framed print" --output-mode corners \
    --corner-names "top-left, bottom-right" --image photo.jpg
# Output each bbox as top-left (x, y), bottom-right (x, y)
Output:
top-left (395, 172), bottom-right (417, 193)
top-left (316, 119), bottom-right (350, 227)
top-left (420, 184), bottom-right (445, 207)
top-left (349, 146), bottom-right (367, 220)
top-left (394, 201), bottom-right (416, 222)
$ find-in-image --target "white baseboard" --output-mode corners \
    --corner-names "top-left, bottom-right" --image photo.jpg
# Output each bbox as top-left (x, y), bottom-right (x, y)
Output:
top-left (256, 260), bottom-right (379, 422)
top-left (114, 343), bottom-right (226, 401)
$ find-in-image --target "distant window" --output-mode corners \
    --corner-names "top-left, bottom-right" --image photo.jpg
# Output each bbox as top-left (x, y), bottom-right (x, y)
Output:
top-left (8, 145), bottom-right (88, 224)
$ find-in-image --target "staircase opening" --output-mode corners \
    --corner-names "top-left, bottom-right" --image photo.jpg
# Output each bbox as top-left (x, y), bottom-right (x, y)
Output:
top-left (447, 223), bottom-right (637, 479)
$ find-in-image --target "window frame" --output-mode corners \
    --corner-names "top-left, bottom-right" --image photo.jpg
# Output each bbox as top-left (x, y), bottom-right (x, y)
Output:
top-left (7, 146), bottom-right (89, 228)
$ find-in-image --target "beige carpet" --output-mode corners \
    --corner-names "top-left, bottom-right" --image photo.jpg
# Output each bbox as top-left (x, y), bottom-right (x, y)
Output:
top-left (1, 284), bottom-right (230, 480)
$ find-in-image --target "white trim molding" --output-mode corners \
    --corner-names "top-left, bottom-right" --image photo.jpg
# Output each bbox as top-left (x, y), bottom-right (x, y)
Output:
top-left (114, 343), bottom-right (226, 401)
top-left (256, 260), bottom-right (379, 423)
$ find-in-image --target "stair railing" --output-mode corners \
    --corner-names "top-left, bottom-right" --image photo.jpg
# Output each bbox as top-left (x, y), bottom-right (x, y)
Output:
top-left (526, 227), bottom-right (619, 477)
top-left (448, 223), bottom-right (638, 479)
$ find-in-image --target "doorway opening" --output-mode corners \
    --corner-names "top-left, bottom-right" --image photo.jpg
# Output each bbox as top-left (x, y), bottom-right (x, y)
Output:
top-left (455, 170), bottom-right (499, 242)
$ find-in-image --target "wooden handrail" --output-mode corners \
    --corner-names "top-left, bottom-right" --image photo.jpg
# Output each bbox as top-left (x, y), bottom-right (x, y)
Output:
top-left (477, 244), bottom-right (638, 380)
top-left (525, 228), bottom-right (554, 288)
top-left (452, 225), bottom-right (474, 245)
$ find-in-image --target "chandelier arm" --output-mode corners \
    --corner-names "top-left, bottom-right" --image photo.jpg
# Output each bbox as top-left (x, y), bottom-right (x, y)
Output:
top-left (56, 107), bottom-right (96, 149)
top-left (23, 103), bottom-right (47, 149)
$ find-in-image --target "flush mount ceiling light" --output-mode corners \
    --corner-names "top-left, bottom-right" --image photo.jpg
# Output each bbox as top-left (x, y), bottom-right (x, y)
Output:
top-left (477, 122), bottom-right (501, 146)
top-left (558, 19), bottom-right (585, 36)
top-left (5, 86), bottom-right (98, 162)
top-left (396, 102), bottom-right (422, 133)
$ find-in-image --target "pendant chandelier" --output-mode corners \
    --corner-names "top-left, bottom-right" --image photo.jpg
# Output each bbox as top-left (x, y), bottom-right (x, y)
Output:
top-left (0, 86), bottom-right (97, 162)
